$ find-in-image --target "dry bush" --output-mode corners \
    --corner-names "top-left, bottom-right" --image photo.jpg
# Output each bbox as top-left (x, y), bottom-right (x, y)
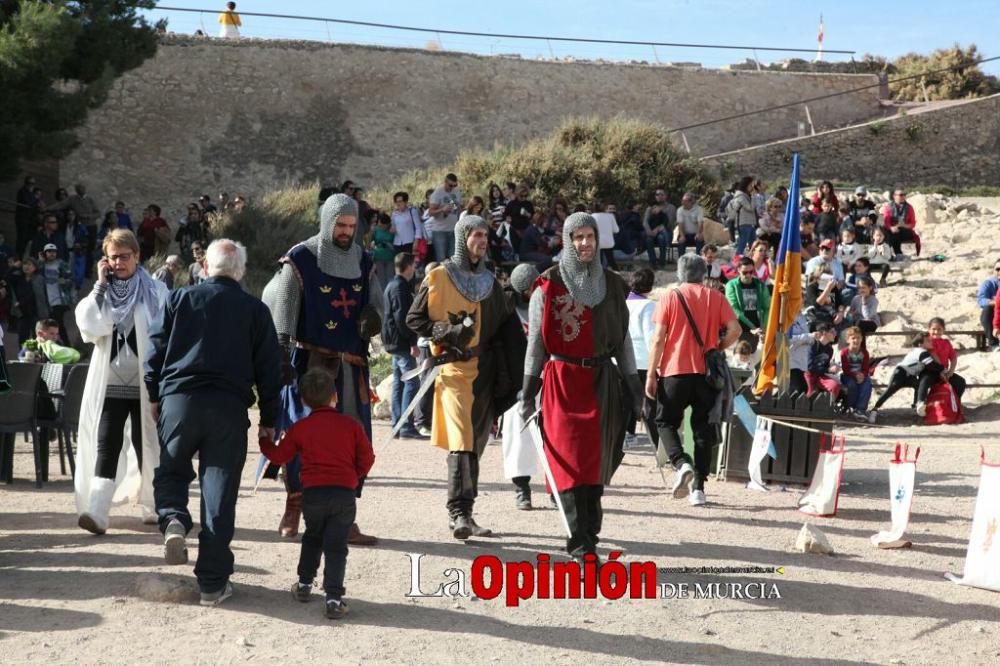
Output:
top-left (366, 116), bottom-right (721, 212)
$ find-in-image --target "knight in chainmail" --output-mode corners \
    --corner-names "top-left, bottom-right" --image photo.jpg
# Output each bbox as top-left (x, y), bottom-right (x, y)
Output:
top-left (519, 212), bottom-right (643, 563)
top-left (261, 192), bottom-right (384, 544)
top-left (406, 215), bottom-right (512, 540)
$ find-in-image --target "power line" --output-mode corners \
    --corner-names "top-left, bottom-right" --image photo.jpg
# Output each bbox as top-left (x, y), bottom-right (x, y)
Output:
top-left (670, 54), bottom-right (1000, 134)
top-left (153, 5), bottom-right (854, 55)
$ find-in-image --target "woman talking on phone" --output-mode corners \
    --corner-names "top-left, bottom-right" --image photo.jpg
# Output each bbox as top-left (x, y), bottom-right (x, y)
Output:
top-left (75, 229), bottom-right (168, 534)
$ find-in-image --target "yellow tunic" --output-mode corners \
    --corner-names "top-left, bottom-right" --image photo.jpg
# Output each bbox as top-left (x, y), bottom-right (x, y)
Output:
top-left (424, 267), bottom-right (482, 452)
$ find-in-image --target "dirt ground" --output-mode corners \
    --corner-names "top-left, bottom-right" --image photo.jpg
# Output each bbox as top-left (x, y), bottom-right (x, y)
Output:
top-left (2, 408), bottom-right (999, 665)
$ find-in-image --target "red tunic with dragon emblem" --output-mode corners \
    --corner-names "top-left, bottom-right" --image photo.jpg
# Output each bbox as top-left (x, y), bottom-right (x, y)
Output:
top-left (538, 270), bottom-right (629, 491)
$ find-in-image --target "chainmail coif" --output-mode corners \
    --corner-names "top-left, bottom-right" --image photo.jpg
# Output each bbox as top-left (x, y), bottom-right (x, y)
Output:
top-left (559, 212), bottom-right (606, 307)
top-left (443, 215), bottom-right (495, 303)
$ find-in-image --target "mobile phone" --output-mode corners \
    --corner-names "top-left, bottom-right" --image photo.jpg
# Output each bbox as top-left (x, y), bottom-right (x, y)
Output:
top-left (105, 267), bottom-right (115, 283)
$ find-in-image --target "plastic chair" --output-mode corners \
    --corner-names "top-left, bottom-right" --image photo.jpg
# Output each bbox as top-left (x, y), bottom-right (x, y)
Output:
top-left (0, 362), bottom-right (44, 487)
top-left (58, 364), bottom-right (90, 477)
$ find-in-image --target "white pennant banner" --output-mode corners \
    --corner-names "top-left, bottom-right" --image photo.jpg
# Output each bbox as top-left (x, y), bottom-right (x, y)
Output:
top-left (871, 444), bottom-right (920, 547)
top-left (946, 449), bottom-right (1000, 592)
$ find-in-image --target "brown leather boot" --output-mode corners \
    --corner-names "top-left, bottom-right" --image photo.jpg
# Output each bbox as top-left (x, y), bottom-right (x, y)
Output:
top-left (279, 491), bottom-right (302, 538)
top-left (347, 522), bottom-right (378, 546)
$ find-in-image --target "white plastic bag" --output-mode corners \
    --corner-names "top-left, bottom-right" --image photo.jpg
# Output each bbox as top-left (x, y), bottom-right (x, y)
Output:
top-left (748, 417), bottom-right (773, 491)
top-left (871, 444), bottom-right (919, 546)
top-left (799, 434), bottom-right (846, 517)
top-left (946, 449), bottom-right (1000, 592)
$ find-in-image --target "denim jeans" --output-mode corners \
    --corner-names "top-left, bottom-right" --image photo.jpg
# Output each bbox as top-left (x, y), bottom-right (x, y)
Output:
top-left (391, 352), bottom-right (419, 434)
top-left (299, 486), bottom-right (357, 599)
top-left (677, 233), bottom-right (703, 257)
top-left (736, 225), bottom-right (756, 255)
top-left (841, 374), bottom-right (873, 412)
top-left (645, 230), bottom-right (670, 265)
top-left (432, 230), bottom-right (456, 263)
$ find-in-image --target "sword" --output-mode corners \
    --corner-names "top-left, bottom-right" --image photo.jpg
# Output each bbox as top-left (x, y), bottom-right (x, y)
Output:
top-left (521, 408), bottom-right (572, 538)
top-left (377, 363), bottom-right (441, 452)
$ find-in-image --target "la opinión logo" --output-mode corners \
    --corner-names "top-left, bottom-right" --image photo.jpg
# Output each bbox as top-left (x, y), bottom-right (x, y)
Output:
top-left (404, 553), bottom-right (781, 607)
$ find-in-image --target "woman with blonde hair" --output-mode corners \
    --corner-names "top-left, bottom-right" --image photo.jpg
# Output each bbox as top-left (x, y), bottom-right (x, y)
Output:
top-left (75, 229), bottom-right (168, 534)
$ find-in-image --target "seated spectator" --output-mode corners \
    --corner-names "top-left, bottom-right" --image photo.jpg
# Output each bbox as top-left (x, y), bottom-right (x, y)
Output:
top-left (676, 192), bottom-right (705, 257)
top-left (805, 239), bottom-right (845, 284)
top-left (113, 201), bottom-right (133, 230)
top-left (815, 199), bottom-right (840, 243)
top-left (643, 189), bottom-right (675, 267)
top-left (18, 318), bottom-right (79, 364)
top-left (799, 216), bottom-right (818, 261)
top-left (727, 339), bottom-right (758, 371)
top-left (725, 257), bottom-right (771, 352)
top-left (837, 227), bottom-right (861, 274)
top-left (810, 180), bottom-right (839, 216)
top-left (847, 186), bottom-right (877, 243)
top-left (976, 259), bottom-right (1000, 349)
top-left (867, 227), bottom-right (893, 287)
top-left (805, 323), bottom-right (840, 400)
top-left (747, 240), bottom-right (772, 283)
top-left (882, 189), bottom-right (921, 259)
top-left (756, 196), bottom-right (783, 251)
top-left (870, 332), bottom-right (943, 417)
top-left (842, 256), bottom-right (874, 301)
top-left (846, 276), bottom-right (880, 334)
top-left (519, 210), bottom-right (554, 270)
top-left (701, 244), bottom-right (725, 292)
top-left (614, 203), bottom-right (645, 259)
top-left (804, 265), bottom-right (846, 332)
top-left (839, 326), bottom-right (874, 421)
top-left (927, 317), bottom-right (967, 404)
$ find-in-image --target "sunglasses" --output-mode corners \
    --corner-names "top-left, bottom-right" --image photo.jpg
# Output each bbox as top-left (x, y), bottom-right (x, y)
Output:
top-left (739, 271), bottom-right (754, 277)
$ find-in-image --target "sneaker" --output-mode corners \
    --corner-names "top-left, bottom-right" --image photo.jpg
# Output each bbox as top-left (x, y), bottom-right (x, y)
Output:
top-left (200, 582), bottom-right (234, 607)
top-left (671, 463), bottom-right (695, 499)
top-left (163, 519), bottom-right (188, 565)
top-left (852, 409), bottom-right (869, 423)
top-left (416, 425), bottom-right (432, 437)
top-left (290, 581), bottom-right (312, 603)
top-left (399, 429), bottom-right (430, 440)
top-left (915, 402), bottom-right (927, 417)
top-left (325, 598), bottom-right (349, 620)
top-left (867, 410), bottom-right (878, 424)
top-left (689, 489), bottom-right (707, 506)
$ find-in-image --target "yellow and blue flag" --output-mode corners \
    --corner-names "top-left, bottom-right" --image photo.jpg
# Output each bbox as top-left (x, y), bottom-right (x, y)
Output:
top-left (754, 153), bottom-right (803, 395)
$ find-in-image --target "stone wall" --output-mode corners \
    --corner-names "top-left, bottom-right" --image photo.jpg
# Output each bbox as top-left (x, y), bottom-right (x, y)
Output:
top-left (700, 94), bottom-right (1000, 187)
top-left (53, 35), bottom-right (879, 221)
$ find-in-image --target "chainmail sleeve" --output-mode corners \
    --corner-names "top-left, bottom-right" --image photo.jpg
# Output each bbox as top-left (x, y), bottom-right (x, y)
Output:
top-left (524, 287), bottom-right (547, 378)
top-left (614, 326), bottom-right (638, 376)
top-left (262, 263), bottom-right (301, 342)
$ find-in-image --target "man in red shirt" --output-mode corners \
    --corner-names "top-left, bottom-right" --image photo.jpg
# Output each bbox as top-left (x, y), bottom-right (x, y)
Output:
top-left (137, 204), bottom-right (169, 262)
top-left (646, 254), bottom-right (740, 507)
top-left (259, 367), bottom-right (375, 619)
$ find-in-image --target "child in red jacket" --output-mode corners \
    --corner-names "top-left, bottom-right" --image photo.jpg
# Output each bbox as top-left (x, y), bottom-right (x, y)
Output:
top-left (259, 367), bottom-right (375, 620)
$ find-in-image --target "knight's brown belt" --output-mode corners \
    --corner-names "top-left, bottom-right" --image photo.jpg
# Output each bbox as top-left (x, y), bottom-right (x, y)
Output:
top-left (550, 353), bottom-right (612, 368)
top-left (295, 342), bottom-right (367, 367)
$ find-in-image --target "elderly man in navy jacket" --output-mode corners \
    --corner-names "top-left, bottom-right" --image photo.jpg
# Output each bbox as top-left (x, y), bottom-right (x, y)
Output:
top-left (145, 238), bottom-right (282, 607)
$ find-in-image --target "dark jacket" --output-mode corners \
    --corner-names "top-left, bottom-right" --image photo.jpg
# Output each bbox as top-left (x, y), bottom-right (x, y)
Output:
top-left (144, 276), bottom-right (283, 427)
top-left (382, 274), bottom-right (417, 353)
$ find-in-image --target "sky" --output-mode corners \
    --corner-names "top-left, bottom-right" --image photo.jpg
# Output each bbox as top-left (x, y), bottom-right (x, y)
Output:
top-left (146, 1), bottom-right (1000, 75)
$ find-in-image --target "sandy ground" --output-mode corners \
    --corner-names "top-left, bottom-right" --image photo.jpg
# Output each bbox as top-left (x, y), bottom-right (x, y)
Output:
top-left (2, 195), bottom-right (1000, 664)
top-left (2, 408), bottom-right (1000, 665)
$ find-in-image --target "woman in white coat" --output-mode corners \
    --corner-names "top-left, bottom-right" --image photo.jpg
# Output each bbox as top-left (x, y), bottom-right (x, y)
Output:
top-left (75, 229), bottom-right (168, 534)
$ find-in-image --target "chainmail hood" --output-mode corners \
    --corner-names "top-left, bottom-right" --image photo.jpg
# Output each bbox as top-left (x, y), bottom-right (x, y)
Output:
top-left (559, 212), bottom-right (606, 307)
top-left (309, 193), bottom-right (362, 279)
top-left (509, 263), bottom-right (539, 295)
top-left (444, 215), bottom-right (494, 302)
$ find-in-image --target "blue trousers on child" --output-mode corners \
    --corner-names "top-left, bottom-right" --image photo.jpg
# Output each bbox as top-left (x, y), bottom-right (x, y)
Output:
top-left (841, 374), bottom-right (873, 412)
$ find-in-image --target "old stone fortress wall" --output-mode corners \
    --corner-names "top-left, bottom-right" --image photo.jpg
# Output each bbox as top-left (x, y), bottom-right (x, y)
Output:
top-left (60, 35), bottom-right (882, 219)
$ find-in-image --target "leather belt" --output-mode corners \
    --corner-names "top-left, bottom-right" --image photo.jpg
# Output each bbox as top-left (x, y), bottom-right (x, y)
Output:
top-left (550, 353), bottom-right (612, 368)
top-left (295, 342), bottom-right (367, 367)
top-left (432, 345), bottom-right (484, 366)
